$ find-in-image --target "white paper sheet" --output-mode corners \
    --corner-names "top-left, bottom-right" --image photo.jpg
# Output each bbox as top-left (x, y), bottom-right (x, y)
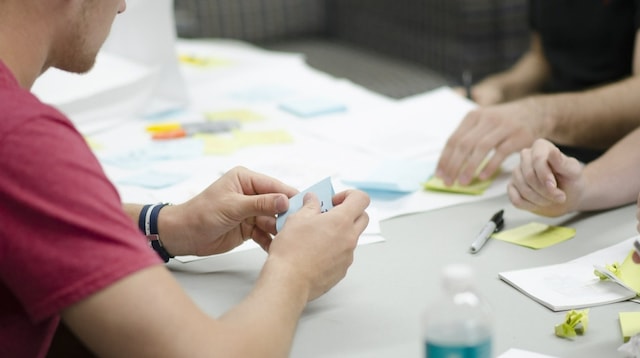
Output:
top-left (499, 237), bottom-right (639, 311)
top-left (32, 0), bottom-right (187, 134)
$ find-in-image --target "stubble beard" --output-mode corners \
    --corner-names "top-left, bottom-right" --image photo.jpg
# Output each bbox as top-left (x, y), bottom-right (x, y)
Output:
top-left (54, 2), bottom-right (102, 74)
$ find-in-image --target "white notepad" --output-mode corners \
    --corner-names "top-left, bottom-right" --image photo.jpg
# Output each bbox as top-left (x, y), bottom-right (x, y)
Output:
top-left (499, 237), bottom-right (639, 311)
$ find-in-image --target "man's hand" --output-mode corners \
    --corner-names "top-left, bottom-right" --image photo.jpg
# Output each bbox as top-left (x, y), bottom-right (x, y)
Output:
top-left (159, 166), bottom-right (299, 256)
top-left (267, 190), bottom-right (370, 301)
top-left (508, 139), bottom-right (585, 217)
top-left (436, 97), bottom-right (549, 186)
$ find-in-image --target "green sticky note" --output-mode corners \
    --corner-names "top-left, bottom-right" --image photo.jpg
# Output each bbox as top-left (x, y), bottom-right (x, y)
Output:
top-left (620, 312), bottom-right (640, 342)
top-left (423, 175), bottom-right (496, 195)
top-left (491, 222), bottom-right (575, 249)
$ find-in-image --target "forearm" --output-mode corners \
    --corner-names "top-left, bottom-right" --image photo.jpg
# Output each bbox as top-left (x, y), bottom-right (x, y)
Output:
top-left (576, 128), bottom-right (640, 210)
top-left (532, 75), bottom-right (640, 148)
top-left (478, 34), bottom-right (550, 101)
top-left (122, 203), bottom-right (143, 223)
top-left (218, 258), bottom-right (309, 357)
top-left (65, 264), bottom-right (310, 358)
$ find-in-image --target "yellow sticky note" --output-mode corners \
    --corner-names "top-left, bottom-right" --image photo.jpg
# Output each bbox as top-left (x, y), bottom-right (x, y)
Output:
top-left (233, 130), bottom-right (294, 147)
top-left (424, 157), bottom-right (498, 195)
top-left (205, 110), bottom-right (264, 123)
top-left (84, 137), bottom-right (103, 151)
top-left (492, 222), bottom-right (575, 249)
top-left (423, 175), bottom-right (496, 195)
top-left (178, 54), bottom-right (230, 68)
top-left (617, 250), bottom-right (640, 294)
top-left (196, 134), bottom-right (238, 155)
top-left (620, 312), bottom-right (640, 342)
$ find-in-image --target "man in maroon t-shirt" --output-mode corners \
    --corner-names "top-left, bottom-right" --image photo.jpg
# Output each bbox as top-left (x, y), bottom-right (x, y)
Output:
top-left (0, 1), bottom-right (370, 357)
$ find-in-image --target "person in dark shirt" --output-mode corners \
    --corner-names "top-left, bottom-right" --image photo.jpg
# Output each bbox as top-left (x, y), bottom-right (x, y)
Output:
top-left (436, 0), bottom-right (640, 187)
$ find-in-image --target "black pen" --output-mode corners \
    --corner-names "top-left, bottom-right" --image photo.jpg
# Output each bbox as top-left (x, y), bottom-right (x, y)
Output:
top-left (469, 209), bottom-right (504, 254)
top-left (462, 69), bottom-right (473, 100)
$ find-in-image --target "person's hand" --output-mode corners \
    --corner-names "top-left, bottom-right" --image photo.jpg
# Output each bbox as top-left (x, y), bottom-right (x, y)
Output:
top-left (267, 189), bottom-right (370, 301)
top-left (159, 166), bottom-right (299, 256)
top-left (508, 139), bottom-right (586, 217)
top-left (436, 97), bottom-right (548, 186)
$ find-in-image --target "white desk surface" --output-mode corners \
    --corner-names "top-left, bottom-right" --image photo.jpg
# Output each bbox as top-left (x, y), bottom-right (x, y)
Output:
top-left (170, 194), bottom-right (639, 358)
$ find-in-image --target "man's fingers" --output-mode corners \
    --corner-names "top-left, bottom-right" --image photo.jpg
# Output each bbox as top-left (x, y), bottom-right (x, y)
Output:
top-left (546, 145), bottom-right (582, 180)
top-left (331, 190), bottom-right (370, 219)
top-left (241, 193), bottom-right (290, 218)
top-left (232, 166), bottom-right (299, 198)
top-left (300, 192), bottom-right (321, 214)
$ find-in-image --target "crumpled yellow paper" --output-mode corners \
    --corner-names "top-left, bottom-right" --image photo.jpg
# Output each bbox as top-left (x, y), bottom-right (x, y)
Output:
top-left (555, 309), bottom-right (589, 338)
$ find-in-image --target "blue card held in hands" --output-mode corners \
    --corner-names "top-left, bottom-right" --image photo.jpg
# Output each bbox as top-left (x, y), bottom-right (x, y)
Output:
top-left (276, 177), bottom-right (335, 233)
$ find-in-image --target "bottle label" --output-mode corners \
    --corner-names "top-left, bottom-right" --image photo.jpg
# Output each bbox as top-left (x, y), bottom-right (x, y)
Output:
top-left (425, 338), bottom-right (491, 358)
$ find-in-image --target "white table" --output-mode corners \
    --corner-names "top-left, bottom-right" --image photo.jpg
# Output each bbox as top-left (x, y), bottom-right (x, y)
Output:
top-left (170, 194), bottom-right (639, 357)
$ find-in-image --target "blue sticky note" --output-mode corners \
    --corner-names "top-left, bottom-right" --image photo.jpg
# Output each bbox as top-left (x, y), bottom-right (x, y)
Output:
top-left (100, 139), bottom-right (204, 169)
top-left (146, 138), bottom-right (205, 160)
top-left (117, 171), bottom-right (190, 189)
top-left (231, 85), bottom-right (294, 102)
top-left (100, 149), bottom-right (155, 170)
top-left (276, 177), bottom-right (335, 233)
top-left (279, 98), bottom-right (347, 118)
top-left (342, 160), bottom-right (435, 193)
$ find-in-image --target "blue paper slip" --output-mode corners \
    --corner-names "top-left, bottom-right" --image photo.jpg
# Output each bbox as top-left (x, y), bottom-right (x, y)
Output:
top-left (117, 171), bottom-right (190, 189)
top-left (100, 139), bottom-right (204, 169)
top-left (230, 85), bottom-right (294, 102)
top-left (276, 177), bottom-right (335, 233)
top-left (279, 98), bottom-right (347, 118)
top-left (342, 160), bottom-right (435, 193)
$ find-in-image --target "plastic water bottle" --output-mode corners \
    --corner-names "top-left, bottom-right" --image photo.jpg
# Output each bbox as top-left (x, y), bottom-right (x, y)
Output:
top-left (422, 263), bottom-right (493, 358)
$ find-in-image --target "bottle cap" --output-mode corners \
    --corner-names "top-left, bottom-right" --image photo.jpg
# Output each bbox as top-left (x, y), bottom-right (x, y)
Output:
top-left (441, 263), bottom-right (474, 291)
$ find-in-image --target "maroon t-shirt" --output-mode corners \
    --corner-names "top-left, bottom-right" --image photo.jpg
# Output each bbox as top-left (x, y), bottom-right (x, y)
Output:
top-left (0, 61), bottom-right (161, 357)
